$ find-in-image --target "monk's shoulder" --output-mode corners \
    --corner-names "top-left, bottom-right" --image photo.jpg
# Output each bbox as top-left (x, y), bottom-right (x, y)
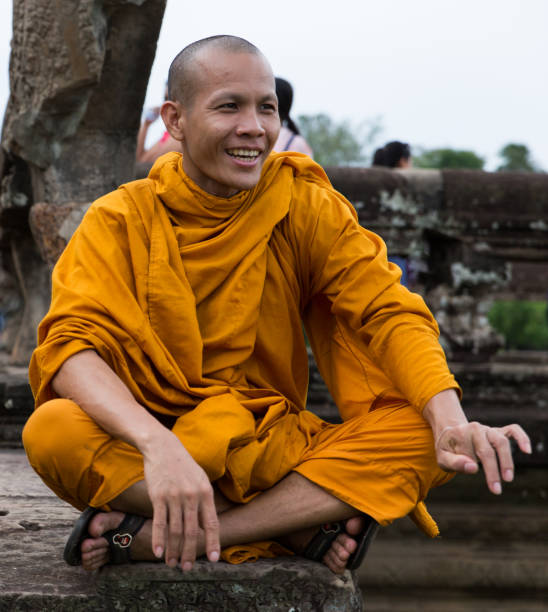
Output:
top-left (288, 173), bottom-right (358, 231)
top-left (89, 178), bottom-right (158, 223)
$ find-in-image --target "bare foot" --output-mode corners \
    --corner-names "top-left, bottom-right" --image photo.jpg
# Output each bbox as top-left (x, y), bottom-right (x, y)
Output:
top-left (80, 511), bottom-right (155, 571)
top-left (281, 515), bottom-right (365, 575)
top-left (321, 516), bottom-right (363, 574)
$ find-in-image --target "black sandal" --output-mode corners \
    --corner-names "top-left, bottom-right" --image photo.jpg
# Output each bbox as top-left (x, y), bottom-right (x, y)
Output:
top-left (63, 506), bottom-right (147, 566)
top-left (303, 515), bottom-right (379, 570)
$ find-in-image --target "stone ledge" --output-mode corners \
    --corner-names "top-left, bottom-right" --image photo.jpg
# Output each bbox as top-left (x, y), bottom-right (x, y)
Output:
top-left (4, 559), bottom-right (363, 612)
top-left (96, 560), bottom-right (362, 612)
top-left (0, 450), bottom-right (363, 612)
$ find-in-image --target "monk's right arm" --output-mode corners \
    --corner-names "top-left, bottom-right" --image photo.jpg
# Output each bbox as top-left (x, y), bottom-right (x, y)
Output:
top-left (51, 349), bottom-right (220, 569)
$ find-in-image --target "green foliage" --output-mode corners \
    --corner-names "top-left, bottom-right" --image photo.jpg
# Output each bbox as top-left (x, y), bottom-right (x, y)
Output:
top-left (413, 148), bottom-right (485, 170)
top-left (496, 143), bottom-right (539, 172)
top-left (488, 300), bottom-right (548, 350)
top-left (297, 113), bottom-right (382, 167)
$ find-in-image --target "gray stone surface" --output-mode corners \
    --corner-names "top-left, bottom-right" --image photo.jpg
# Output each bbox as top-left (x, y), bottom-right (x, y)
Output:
top-left (0, 450), bottom-right (363, 611)
top-left (96, 560), bottom-right (363, 611)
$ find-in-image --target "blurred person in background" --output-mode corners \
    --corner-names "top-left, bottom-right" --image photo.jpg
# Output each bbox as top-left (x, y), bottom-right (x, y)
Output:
top-left (372, 141), bottom-right (411, 168)
top-left (372, 141), bottom-right (413, 285)
top-left (273, 77), bottom-right (313, 157)
top-left (136, 85), bottom-right (182, 163)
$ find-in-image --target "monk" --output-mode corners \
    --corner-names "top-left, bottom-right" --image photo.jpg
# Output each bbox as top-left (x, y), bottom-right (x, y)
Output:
top-left (23, 35), bottom-right (530, 576)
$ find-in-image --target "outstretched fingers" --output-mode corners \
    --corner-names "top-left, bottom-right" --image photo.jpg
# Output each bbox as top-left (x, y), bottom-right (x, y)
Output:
top-left (473, 425), bottom-right (506, 494)
top-left (476, 424), bottom-right (532, 493)
top-left (437, 422), bottom-right (532, 495)
top-left (501, 424), bottom-right (532, 455)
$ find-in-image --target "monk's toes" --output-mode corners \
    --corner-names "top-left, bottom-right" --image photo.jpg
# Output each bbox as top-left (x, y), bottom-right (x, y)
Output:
top-left (319, 531), bottom-right (358, 574)
top-left (87, 510), bottom-right (126, 539)
top-left (322, 549), bottom-right (346, 575)
top-left (81, 541), bottom-right (108, 561)
top-left (80, 532), bottom-right (111, 570)
top-left (345, 515), bottom-right (365, 537)
top-left (81, 536), bottom-right (108, 554)
top-left (83, 555), bottom-right (108, 571)
top-left (82, 547), bottom-right (109, 571)
top-left (332, 535), bottom-right (353, 560)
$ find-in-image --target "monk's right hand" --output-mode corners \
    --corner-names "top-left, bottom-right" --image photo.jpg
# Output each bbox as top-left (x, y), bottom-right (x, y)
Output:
top-left (142, 430), bottom-right (220, 570)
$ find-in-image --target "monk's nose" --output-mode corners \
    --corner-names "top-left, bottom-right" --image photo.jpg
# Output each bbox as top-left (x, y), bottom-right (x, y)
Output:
top-left (236, 110), bottom-right (265, 137)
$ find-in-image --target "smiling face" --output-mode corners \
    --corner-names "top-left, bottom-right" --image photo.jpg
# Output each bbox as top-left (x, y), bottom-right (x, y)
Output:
top-left (167, 48), bottom-right (280, 198)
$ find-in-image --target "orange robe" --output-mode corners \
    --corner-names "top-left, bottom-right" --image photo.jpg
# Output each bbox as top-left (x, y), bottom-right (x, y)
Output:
top-left (25, 152), bottom-right (459, 555)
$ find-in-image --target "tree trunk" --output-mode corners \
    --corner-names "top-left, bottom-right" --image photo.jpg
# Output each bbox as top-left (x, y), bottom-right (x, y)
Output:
top-left (0, 0), bottom-right (167, 365)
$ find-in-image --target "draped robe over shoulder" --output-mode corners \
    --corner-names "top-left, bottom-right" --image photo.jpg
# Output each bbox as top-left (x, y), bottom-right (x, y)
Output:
top-left (28, 152), bottom-right (459, 536)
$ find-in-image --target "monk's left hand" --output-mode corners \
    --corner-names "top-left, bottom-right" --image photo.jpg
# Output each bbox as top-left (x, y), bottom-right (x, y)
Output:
top-left (435, 422), bottom-right (531, 494)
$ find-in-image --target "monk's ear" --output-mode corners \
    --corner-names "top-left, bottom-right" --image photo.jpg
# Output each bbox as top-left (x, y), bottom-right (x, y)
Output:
top-left (161, 101), bottom-right (185, 142)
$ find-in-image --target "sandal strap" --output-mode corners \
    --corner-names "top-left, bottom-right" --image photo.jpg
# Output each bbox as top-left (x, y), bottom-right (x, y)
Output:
top-left (63, 506), bottom-right (101, 566)
top-left (347, 516), bottom-right (379, 570)
top-left (103, 514), bottom-right (147, 564)
top-left (303, 522), bottom-right (344, 562)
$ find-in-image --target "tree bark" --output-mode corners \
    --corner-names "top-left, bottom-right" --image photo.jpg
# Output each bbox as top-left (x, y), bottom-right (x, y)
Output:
top-left (0, 0), bottom-right (167, 364)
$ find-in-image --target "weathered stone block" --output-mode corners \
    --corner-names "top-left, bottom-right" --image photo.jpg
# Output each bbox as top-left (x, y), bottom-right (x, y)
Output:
top-left (1, 450), bottom-right (363, 611)
top-left (97, 560), bottom-right (363, 611)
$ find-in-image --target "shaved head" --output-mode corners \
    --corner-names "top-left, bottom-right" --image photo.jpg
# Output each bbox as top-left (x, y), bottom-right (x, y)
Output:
top-left (168, 35), bottom-right (263, 107)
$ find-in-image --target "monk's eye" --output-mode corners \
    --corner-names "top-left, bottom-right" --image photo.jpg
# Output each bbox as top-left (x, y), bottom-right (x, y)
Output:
top-left (219, 102), bottom-right (237, 110)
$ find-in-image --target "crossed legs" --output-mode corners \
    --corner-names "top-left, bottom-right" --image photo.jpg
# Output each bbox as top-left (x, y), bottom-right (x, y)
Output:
top-left (24, 398), bottom-right (448, 574)
top-left (83, 472), bottom-right (365, 573)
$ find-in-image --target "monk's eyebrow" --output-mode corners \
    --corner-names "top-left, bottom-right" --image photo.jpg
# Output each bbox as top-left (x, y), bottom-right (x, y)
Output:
top-left (210, 91), bottom-right (244, 104)
top-left (210, 91), bottom-right (277, 105)
top-left (261, 94), bottom-right (278, 104)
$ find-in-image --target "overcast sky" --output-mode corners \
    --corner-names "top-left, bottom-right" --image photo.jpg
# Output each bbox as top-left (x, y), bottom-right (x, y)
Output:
top-left (1, 0), bottom-right (547, 170)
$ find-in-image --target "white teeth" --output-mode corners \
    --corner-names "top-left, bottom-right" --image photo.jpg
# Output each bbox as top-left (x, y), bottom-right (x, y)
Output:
top-left (228, 149), bottom-right (260, 158)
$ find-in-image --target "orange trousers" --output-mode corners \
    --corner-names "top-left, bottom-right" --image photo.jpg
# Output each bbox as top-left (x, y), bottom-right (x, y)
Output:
top-left (23, 397), bottom-right (452, 538)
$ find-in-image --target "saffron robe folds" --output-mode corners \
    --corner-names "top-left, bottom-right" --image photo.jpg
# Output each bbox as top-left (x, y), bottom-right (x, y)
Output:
top-left (27, 152), bottom-right (459, 539)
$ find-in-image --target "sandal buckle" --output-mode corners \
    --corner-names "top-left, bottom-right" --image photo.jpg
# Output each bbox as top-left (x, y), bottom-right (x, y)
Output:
top-left (112, 532), bottom-right (133, 548)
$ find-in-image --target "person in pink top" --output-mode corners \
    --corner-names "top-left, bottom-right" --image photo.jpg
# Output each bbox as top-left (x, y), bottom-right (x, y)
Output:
top-left (273, 77), bottom-right (313, 157)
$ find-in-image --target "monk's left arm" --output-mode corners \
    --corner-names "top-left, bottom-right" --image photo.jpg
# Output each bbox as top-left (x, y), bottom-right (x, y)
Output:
top-left (423, 388), bottom-right (531, 494)
top-left (293, 184), bottom-right (459, 408)
top-left (291, 182), bottom-right (532, 493)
